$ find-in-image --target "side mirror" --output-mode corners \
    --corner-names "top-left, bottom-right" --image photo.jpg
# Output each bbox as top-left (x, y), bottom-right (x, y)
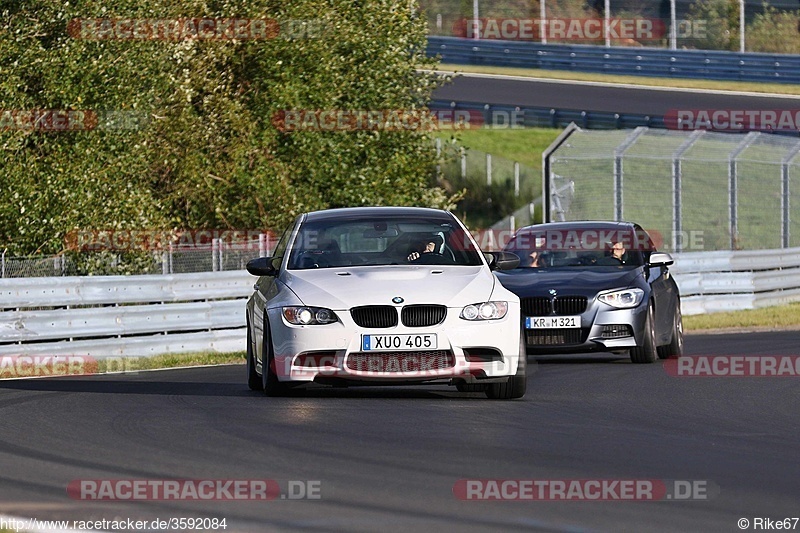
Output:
top-left (486, 251), bottom-right (521, 271)
top-left (246, 256), bottom-right (280, 276)
top-left (648, 252), bottom-right (674, 267)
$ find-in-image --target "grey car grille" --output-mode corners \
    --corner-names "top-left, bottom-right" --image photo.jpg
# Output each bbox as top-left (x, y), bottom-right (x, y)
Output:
top-left (521, 296), bottom-right (587, 316)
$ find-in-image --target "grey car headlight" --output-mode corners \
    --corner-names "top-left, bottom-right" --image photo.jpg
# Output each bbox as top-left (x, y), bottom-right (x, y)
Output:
top-left (282, 306), bottom-right (338, 325)
top-left (597, 288), bottom-right (645, 309)
top-left (460, 301), bottom-right (509, 321)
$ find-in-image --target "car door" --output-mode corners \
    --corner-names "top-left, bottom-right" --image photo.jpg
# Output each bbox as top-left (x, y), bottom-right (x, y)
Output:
top-left (253, 224), bottom-right (293, 365)
top-left (647, 258), bottom-right (677, 344)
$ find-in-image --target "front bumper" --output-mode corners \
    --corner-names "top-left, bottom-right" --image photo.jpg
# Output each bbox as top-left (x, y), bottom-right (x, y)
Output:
top-left (523, 299), bottom-right (648, 354)
top-left (267, 307), bottom-right (521, 383)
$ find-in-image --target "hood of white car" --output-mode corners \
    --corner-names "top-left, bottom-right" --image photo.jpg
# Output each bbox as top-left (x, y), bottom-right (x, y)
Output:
top-left (281, 266), bottom-right (497, 310)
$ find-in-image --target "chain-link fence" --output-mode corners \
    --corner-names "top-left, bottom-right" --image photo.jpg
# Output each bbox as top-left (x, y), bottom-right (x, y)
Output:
top-left (436, 138), bottom-right (540, 230)
top-left (1, 236), bottom-right (277, 278)
top-left (545, 125), bottom-right (800, 252)
top-left (420, 0), bottom-right (800, 53)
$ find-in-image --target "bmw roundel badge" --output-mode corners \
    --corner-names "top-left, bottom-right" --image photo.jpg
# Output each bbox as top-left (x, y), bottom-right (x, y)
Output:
top-left (392, 296), bottom-right (404, 304)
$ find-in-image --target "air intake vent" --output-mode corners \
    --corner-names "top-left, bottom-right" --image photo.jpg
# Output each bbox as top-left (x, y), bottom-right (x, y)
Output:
top-left (526, 329), bottom-right (584, 346)
top-left (350, 306), bottom-right (398, 328)
top-left (347, 351), bottom-right (455, 372)
top-left (401, 305), bottom-right (447, 327)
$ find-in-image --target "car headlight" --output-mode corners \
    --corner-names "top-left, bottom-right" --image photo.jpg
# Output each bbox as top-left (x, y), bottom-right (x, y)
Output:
top-left (597, 288), bottom-right (645, 309)
top-left (460, 301), bottom-right (508, 321)
top-left (282, 306), bottom-right (338, 325)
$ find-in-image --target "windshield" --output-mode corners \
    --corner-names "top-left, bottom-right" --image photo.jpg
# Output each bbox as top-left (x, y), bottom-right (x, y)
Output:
top-left (504, 227), bottom-right (653, 269)
top-left (287, 214), bottom-right (484, 269)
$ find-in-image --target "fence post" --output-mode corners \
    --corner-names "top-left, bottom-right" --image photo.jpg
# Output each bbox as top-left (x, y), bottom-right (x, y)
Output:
top-left (1, 249), bottom-right (5, 278)
top-left (729, 132), bottom-right (759, 249)
top-left (672, 130), bottom-right (705, 252)
top-left (540, 0), bottom-right (547, 44)
top-left (486, 153), bottom-right (492, 186)
top-left (435, 137), bottom-right (442, 180)
top-left (460, 147), bottom-right (466, 180)
top-left (212, 238), bottom-right (220, 272)
top-left (514, 161), bottom-right (520, 197)
top-left (781, 141), bottom-right (800, 248)
top-left (613, 127), bottom-right (647, 222)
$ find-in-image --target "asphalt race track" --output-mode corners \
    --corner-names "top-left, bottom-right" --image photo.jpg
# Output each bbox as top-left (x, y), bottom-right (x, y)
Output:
top-left (432, 73), bottom-right (800, 115)
top-left (1, 331), bottom-right (798, 532)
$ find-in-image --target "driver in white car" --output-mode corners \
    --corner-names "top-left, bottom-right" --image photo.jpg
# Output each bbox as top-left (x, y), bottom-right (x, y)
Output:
top-left (407, 235), bottom-right (443, 262)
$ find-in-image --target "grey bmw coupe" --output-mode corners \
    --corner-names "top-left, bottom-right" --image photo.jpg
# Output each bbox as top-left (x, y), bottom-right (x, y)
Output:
top-left (496, 221), bottom-right (683, 363)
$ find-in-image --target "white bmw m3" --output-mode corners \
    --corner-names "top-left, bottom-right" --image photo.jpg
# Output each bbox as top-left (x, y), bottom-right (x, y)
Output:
top-left (245, 206), bottom-right (526, 399)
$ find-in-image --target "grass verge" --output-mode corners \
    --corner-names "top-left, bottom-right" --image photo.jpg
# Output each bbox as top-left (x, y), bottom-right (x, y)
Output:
top-left (684, 302), bottom-right (800, 332)
top-left (439, 63), bottom-right (800, 96)
top-left (434, 127), bottom-right (562, 170)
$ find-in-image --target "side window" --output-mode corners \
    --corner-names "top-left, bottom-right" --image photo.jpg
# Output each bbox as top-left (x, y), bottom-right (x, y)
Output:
top-left (270, 224), bottom-right (293, 268)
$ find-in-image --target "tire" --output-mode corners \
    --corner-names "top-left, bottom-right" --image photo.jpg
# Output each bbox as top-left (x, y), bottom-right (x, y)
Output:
top-left (246, 316), bottom-right (262, 391)
top-left (630, 302), bottom-right (658, 364)
top-left (657, 303), bottom-right (684, 359)
top-left (262, 318), bottom-right (293, 397)
top-left (486, 335), bottom-right (527, 400)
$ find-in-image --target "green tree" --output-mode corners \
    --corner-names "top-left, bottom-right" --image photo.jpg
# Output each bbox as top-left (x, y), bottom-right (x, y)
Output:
top-left (0, 0), bottom-right (454, 268)
top-left (746, 5), bottom-right (800, 54)
top-left (686, 0), bottom-right (739, 51)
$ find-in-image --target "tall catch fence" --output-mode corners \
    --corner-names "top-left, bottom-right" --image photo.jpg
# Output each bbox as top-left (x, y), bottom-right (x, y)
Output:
top-left (544, 124), bottom-right (800, 252)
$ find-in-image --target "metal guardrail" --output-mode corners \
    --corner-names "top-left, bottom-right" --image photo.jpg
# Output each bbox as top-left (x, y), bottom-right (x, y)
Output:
top-left (0, 271), bottom-right (252, 357)
top-left (672, 247), bottom-right (800, 315)
top-left (2, 248), bottom-right (800, 357)
top-left (427, 36), bottom-right (800, 84)
top-left (429, 100), bottom-right (665, 130)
